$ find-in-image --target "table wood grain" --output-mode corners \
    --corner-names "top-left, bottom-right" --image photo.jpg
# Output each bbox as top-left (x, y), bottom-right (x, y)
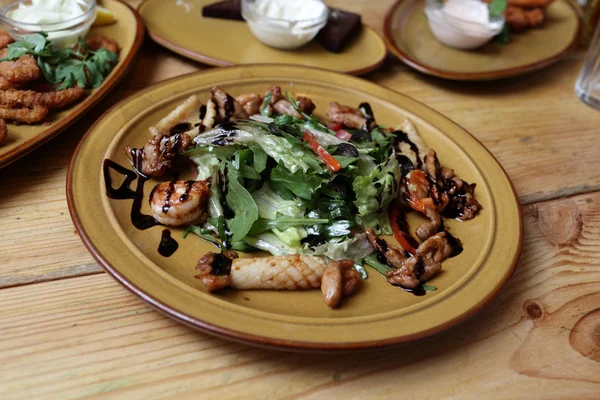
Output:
top-left (0, 0), bottom-right (599, 398)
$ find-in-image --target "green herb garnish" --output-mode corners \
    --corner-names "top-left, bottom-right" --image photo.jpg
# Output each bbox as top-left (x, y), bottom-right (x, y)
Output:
top-left (0, 33), bottom-right (118, 89)
top-left (488, 0), bottom-right (507, 18)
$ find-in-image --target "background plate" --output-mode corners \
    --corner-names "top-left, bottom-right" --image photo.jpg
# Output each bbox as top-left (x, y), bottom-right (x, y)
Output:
top-left (138, 0), bottom-right (386, 75)
top-left (0, 0), bottom-right (144, 169)
top-left (68, 65), bottom-right (523, 351)
top-left (384, 0), bottom-right (581, 80)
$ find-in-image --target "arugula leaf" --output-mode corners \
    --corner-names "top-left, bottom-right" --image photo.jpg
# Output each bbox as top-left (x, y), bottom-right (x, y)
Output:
top-left (225, 164), bottom-right (259, 243)
top-left (364, 254), bottom-right (393, 275)
top-left (183, 225), bottom-right (221, 248)
top-left (421, 284), bottom-right (438, 292)
top-left (260, 92), bottom-right (272, 116)
top-left (333, 155), bottom-right (358, 169)
top-left (270, 163), bottom-right (323, 200)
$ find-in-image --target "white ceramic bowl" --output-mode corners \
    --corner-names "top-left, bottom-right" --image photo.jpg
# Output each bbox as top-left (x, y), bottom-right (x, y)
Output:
top-left (0, 0), bottom-right (96, 48)
top-left (425, 0), bottom-right (504, 50)
top-left (241, 0), bottom-right (329, 50)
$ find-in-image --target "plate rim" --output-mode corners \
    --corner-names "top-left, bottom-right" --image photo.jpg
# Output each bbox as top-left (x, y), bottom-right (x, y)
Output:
top-left (383, 0), bottom-right (582, 81)
top-left (67, 65), bottom-right (523, 351)
top-left (0, 0), bottom-right (145, 169)
top-left (136, 0), bottom-right (387, 76)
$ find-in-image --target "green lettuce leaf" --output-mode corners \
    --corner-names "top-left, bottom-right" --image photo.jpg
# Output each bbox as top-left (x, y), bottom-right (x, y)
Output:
top-left (352, 150), bottom-right (400, 234)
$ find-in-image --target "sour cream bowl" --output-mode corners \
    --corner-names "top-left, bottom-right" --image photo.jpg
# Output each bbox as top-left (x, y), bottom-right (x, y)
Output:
top-left (241, 0), bottom-right (329, 50)
top-left (425, 0), bottom-right (504, 50)
top-left (0, 0), bottom-right (96, 48)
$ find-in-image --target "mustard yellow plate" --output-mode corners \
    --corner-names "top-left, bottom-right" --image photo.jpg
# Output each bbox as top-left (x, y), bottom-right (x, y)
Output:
top-left (0, 0), bottom-right (144, 169)
top-left (68, 65), bottom-right (522, 351)
top-left (384, 0), bottom-right (581, 80)
top-left (138, 0), bottom-right (386, 75)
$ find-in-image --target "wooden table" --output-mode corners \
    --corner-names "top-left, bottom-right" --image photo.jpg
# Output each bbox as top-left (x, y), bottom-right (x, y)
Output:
top-left (2, 1), bottom-right (600, 398)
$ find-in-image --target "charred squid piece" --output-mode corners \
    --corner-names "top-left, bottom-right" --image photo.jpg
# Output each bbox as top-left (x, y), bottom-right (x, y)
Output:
top-left (386, 253), bottom-right (442, 289)
top-left (424, 149), bottom-right (481, 221)
top-left (444, 177), bottom-right (482, 220)
top-left (364, 227), bottom-right (407, 268)
top-left (416, 232), bottom-right (462, 263)
top-left (326, 101), bottom-right (367, 130)
top-left (321, 259), bottom-right (362, 308)
top-left (195, 251), bottom-right (239, 292)
top-left (296, 96), bottom-right (316, 115)
top-left (230, 255), bottom-right (327, 290)
top-left (273, 99), bottom-right (302, 118)
top-left (235, 92), bottom-right (262, 116)
top-left (210, 86), bottom-right (249, 122)
top-left (124, 127), bottom-right (193, 178)
top-left (403, 169), bottom-right (442, 241)
top-left (149, 180), bottom-right (210, 226)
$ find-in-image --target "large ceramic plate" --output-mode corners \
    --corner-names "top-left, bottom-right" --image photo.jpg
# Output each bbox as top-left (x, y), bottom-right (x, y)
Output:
top-left (0, 0), bottom-right (144, 169)
top-left (68, 65), bottom-right (522, 351)
top-left (138, 0), bottom-right (386, 75)
top-left (384, 0), bottom-right (581, 80)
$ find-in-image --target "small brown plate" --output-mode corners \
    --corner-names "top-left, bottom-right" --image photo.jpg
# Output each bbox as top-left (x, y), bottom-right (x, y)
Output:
top-left (384, 0), bottom-right (581, 80)
top-left (68, 65), bottom-right (522, 351)
top-left (137, 0), bottom-right (387, 75)
top-left (0, 0), bottom-right (144, 169)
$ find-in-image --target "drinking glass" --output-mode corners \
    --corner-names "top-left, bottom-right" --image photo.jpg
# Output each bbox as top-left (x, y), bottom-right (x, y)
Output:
top-left (576, 22), bottom-right (600, 110)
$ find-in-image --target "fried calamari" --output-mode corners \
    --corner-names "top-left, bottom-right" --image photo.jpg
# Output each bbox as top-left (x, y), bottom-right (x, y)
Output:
top-left (0, 88), bottom-right (86, 109)
top-left (0, 105), bottom-right (48, 123)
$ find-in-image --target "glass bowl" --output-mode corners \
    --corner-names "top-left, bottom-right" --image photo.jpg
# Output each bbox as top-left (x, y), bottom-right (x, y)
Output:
top-left (0, 0), bottom-right (96, 48)
top-left (425, 0), bottom-right (504, 50)
top-left (241, 0), bottom-right (329, 50)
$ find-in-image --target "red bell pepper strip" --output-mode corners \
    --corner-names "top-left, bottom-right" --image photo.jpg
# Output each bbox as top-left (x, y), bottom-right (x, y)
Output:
top-left (327, 122), bottom-right (343, 131)
top-left (390, 204), bottom-right (418, 256)
top-left (303, 131), bottom-right (342, 172)
top-left (335, 129), bottom-right (352, 141)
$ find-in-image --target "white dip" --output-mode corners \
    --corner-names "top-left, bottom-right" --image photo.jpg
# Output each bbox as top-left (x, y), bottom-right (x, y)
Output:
top-left (425, 0), bottom-right (504, 50)
top-left (6, 0), bottom-right (95, 48)
top-left (242, 0), bottom-right (329, 50)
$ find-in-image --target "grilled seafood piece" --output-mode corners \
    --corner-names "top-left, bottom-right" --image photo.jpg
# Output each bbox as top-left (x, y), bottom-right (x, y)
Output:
top-left (195, 251), bottom-right (239, 292)
top-left (85, 35), bottom-right (120, 53)
top-left (0, 88), bottom-right (85, 109)
top-left (365, 227), bottom-right (406, 268)
top-left (321, 259), bottom-right (362, 308)
top-left (0, 104), bottom-right (48, 123)
top-left (404, 169), bottom-right (442, 241)
top-left (0, 119), bottom-right (6, 144)
top-left (125, 127), bottom-right (193, 178)
top-left (155, 94), bottom-right (203, 135)
top-left (0, 54), bottom-right (41, 83)
top-left (0, 28), bottom-right (13, 49)
top-left (211, 86), bottom-right (249, 122)
top-left (394, 119), bottom-right (428, 170)
top-left (149, 180), bottom-right (209, 226)
top-left (196, 254), bottom-right (328, 291)
top-left (505, 6), bottom-right (545, 32)
top-left (236, 93), bottom-right (262, 116)
top-left (326, 101), bottom-right (367, 130)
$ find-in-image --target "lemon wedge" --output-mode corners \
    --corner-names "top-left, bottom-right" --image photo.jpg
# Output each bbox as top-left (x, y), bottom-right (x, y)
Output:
top-left (93, 6), bottom-right (116, 26)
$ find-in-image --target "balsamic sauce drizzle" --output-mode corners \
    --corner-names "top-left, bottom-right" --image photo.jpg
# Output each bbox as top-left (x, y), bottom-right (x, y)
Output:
top-left (158, 229), bottom-right (179, 257)
top-left (393, 130), bottom-right (422, 169)
top-left (104, 158), bottom-right (170, 256)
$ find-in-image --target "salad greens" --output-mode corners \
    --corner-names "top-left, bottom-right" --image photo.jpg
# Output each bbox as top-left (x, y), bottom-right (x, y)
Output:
top-left (184, 99), bottom-right (407, 274)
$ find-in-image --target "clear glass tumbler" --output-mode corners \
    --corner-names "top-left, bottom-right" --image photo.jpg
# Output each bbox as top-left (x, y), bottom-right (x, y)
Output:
top-left (576, 22), bottom-right (600, 110)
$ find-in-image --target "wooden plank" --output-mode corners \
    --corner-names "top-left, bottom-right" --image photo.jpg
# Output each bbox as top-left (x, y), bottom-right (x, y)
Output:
top-left (0, 192), bottom-right (599, 399)
top-left (2, 0), bottom-right (599, 295)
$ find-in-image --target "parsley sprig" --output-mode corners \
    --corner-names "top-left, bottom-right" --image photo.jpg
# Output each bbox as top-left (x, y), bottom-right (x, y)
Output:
top-left (0, 33), bottom-right (118, 90)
